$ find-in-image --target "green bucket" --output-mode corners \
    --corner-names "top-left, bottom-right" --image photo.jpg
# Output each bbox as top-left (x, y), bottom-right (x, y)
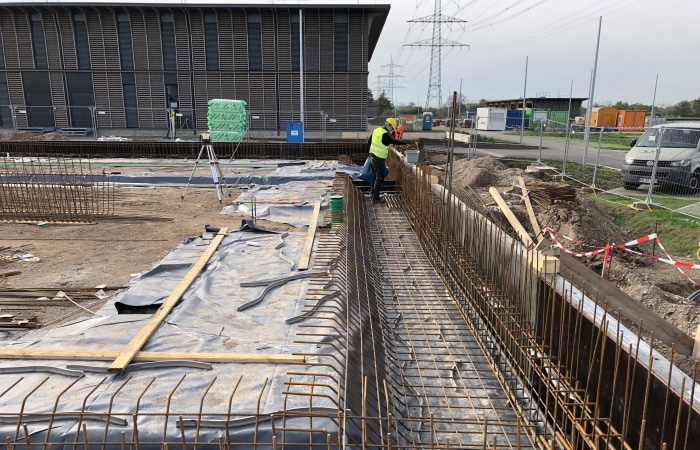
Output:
top-left (329, 195), bottom-right (344, 225)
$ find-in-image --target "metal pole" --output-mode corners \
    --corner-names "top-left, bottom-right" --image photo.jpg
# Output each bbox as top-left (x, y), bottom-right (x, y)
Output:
top-left (170, 110), bottom-right (176, 141)
top-left (520, 56), bottom-right (528, 145)
top-left (650, 74), bottom-right (659, 126)
top-left (91, 107), bottom-right (98, 142)
top-left (583, 69), bottom-right (593, 158)
top-left (537, 119), bottom-right (543, 163)
top-left (10, 105), bottom-right (17, 132)
top-left (321, 111), bottom-right (326, 143)
top-left (458, 78), bottom-right (462, 118)
top-left (583, 16), bottom-right (602, 164)
top-left (446, 92), bottom-right (457, 191)
top-left (591, 127), bottom-right (603, 189)
top-left (299, 9), bottom-right (305, 137)
top-left (645, 126), bottom-right (664, 205)
top-left (563, 80), bottom-right (573, 177)
top-left (469, 118), bottom-right (476, 158)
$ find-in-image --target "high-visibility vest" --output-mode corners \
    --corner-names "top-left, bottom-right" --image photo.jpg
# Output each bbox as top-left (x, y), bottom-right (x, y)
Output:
top-left (395, 125), bottom-right (404, 140)
top-left (369, 127), bottom-right (389, 159)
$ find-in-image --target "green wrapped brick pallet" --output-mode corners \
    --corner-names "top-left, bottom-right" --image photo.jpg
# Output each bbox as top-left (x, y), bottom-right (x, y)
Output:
top-left (206, 111), bottom-right (247, 122)
top-left (207, 98), bottom-right (247, 142)
top-left (206, 120), bottom-right (246, 132)
top-left (210, 130), bottom-right (245, 143)
top-left (207, 99), bottom-right (247, 111)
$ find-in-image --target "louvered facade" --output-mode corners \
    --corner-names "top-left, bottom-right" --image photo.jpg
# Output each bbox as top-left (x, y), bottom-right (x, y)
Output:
top-left (0, 4), bottom-right (389, 132)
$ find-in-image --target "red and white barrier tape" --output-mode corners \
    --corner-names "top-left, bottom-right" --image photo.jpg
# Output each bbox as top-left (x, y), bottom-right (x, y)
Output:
top-left (542, 225), bottom-right (699, 284)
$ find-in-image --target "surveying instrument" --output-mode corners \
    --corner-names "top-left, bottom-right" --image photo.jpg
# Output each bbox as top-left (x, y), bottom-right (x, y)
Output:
top-left (181, 132), bottom-right (232, 202)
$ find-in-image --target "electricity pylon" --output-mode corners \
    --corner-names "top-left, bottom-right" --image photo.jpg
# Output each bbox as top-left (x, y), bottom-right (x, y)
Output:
top-left (382, 56), bottom-right (404, 116)
top-left (405, 0), bottom-right (469, 110)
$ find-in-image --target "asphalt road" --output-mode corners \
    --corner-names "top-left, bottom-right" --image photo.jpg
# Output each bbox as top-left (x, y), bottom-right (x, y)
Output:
top-left (465, 130), bottom-right (627, 170)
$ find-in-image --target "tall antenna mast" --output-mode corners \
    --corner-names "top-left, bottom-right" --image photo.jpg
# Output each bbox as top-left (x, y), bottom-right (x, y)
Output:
top-left (405, 0), bottom-right (469, 110)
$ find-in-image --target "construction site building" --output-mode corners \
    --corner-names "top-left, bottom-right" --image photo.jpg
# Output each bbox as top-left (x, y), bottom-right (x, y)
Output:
top-left (0, 2), bottom-right (389, 134)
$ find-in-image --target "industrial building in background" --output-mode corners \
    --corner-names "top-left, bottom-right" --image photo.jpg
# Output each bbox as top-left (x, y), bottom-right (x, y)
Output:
top-left (0, 2), bottom-right (389, 134)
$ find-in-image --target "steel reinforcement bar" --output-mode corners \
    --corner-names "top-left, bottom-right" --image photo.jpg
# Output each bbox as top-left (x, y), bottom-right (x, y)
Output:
top-left (289, 174), bottom-right (540, 448)
top-left (387, 153), bottom-right (700, 449)
top-left (0, 141), bottom-right (369, 161)
top-left (0, 156), bottom-right (115, 223)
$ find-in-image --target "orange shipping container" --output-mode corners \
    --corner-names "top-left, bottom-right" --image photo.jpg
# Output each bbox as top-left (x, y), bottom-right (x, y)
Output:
top-left (616, 110), bottom-right (646, 129)
top-left (590, 107), bottom-right (618, 128)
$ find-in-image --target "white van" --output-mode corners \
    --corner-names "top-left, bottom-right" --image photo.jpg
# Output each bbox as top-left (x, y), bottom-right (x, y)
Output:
top-left (621, 123), bottom-right (700, 193)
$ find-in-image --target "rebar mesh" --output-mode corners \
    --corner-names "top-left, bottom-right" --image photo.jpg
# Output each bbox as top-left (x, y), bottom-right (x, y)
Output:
top-left (0, 157), bottom-right (115, 223)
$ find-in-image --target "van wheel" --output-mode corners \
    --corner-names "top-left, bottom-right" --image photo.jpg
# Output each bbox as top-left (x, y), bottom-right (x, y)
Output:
top-left (623, 182), bottom-right (640, 190)
top-left (688, 169), bottom-right (700, 194)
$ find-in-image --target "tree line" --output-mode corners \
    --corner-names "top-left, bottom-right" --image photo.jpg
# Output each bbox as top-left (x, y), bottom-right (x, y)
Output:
top-left (369, 89), bottom-right (700, 119)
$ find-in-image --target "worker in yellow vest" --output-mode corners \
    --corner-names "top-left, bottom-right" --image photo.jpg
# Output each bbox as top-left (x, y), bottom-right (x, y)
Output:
top-left (368, 118), bottom-right (412, 203)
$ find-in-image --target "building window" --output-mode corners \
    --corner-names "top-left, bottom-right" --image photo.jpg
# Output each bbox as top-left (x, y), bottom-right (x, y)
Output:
top-left (117, 12), bottom-right (134, 70)
top-left (334, 12), bottom-right (348, 72)
top-left (30, 13), bottom-right (48, 69)
top-left (73, 12), bottom-right (91, 70)
top-left (0, 72), bottom-right (11, 127)
top-left (204, 13), bottom-right (219, 71)
top-left (290, 13), bottom-right (300, 71)
top-left (247, 12), bottom-right (262, 71)
top-left (65, 72), bottom-right (94, 128)
top-left (22, 72), bottom-right (54, 127)
top-left (0, 33), bottom-right (5, 69)
top-left (164, 73), bottom-right (179, 109)
top-left (122, 72), bottom-right (138, 128)
top-left (161, 13), bottom-right (176, 71)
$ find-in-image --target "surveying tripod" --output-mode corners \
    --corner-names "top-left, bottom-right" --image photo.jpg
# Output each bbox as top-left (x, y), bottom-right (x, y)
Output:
top-left (181, 133), bottom-right (232, 202)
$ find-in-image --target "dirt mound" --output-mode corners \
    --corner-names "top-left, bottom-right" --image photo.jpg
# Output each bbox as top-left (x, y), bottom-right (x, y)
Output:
top-left (450, 156), bottom-right (538, 189)
top-left (0, 131), bottom-right (69, 141)
top-left (442, 156), bottom-right (635, 252)
top-left (537, 195), bottom-right (632, 249)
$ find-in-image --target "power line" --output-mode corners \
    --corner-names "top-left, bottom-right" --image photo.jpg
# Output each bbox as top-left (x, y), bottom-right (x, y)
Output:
top-left (404, 0), bottom-right (470, 109)
top-left (469, 0), bottom-right (634, 51)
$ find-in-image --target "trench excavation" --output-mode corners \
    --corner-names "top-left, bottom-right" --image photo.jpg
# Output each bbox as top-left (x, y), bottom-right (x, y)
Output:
top-left (292, 155), bottom-right (700, 448)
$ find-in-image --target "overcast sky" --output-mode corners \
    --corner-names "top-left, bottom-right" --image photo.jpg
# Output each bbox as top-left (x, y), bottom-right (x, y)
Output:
top-left (8, 0), bottom-right (698, 109)
top-left (366, 0), bottom-right (700, 109)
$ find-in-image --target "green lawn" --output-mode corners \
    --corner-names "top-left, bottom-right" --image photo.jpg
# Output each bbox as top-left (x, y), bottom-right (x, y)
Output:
top-left (589, 194), bottom-right (700, 258)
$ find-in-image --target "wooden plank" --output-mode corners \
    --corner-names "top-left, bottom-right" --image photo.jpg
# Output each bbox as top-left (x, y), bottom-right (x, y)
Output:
top-left (0, 349), bottom-right (304, 364)
top-left (694, 325), bottom-right (700, 360)
top-left (108, 227), bottom-right (229, 372)
top-left (297, 201), bottom-right (321, 271)
top-left (489, 187), bottom-right (533, 247)
top-left (518, 176), bottom-right (541, 235)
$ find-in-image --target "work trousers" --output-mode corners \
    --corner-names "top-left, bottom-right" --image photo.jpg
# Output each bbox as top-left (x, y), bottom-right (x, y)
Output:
top-left (370, 154), bottom-right (386, 200)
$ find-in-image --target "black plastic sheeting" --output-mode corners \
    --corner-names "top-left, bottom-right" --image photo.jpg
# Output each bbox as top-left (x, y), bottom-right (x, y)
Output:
top-left (0, 229), bottom-right (345, 447)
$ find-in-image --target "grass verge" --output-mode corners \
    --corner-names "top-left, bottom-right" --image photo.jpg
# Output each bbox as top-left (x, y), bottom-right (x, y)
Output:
top-left (589, 194), bottom-right (700, 258)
